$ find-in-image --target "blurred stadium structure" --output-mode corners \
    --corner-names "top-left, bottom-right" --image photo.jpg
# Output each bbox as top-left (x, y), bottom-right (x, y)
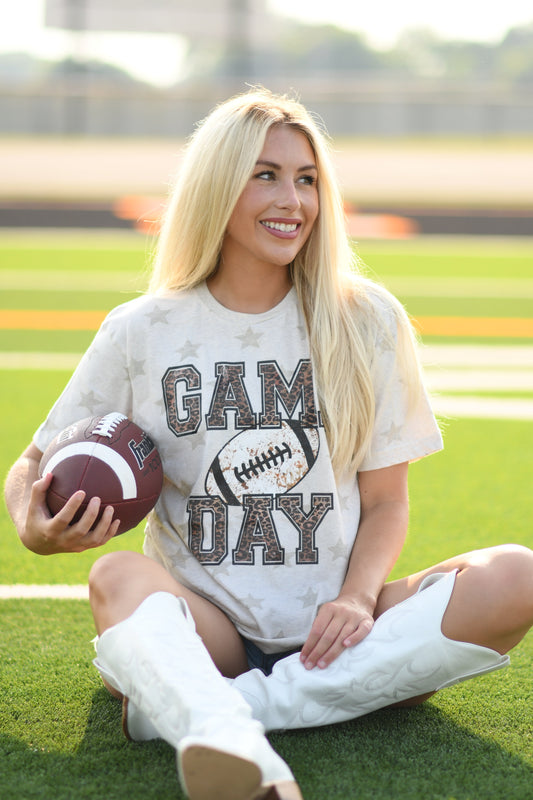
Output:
top-left (0, 0), bottom-right (532, 137)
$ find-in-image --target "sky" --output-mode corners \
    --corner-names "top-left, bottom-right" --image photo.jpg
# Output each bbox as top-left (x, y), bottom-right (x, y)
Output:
top-left (1, 0), bottom-right (533, 87)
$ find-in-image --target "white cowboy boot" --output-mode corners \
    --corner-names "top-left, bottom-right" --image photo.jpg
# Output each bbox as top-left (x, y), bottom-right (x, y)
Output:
top-left (93, 591), bottom-right (300, 800)
top-left (231, 571), bottom-right (510, 731)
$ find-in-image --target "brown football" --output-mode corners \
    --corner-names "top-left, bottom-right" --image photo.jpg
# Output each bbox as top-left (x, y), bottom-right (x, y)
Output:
top-left (39, 412), bottom-right (163, 535)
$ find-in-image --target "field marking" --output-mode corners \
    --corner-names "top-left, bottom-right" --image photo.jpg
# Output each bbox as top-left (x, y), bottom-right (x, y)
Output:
top-left (413, 316), bottom-right (533, 338)
top-left (431, 396), bottom-right (533, 420)
top-left (2, 345), bottom-right (533, 372)
top-left (0, 310), bottom-right (107, 329)
top-left (425, 369), bottom-right (533, 392)
top-left (0, 351), bottom-right (82, 369)
top-left (419, 344), bottom-right (533, 367)
top-left (0, 584), bottom-right (88, 599)
top-left (1, 347), bottom-right (532, 422)
top-left (385, 277), bottom-right (533, 298)
top-left (0, 269), bottom-right (147, 292)
top-left (3, 270), bottom-right (533, 298)
top-left (2, 309), bottom-right (532, 337)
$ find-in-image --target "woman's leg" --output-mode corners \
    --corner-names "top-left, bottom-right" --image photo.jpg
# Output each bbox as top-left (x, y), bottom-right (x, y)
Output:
top-left (89, 551), bottom-right (301, 800)
top-left (230, 544), bottom-right (533, 731)
top-left (89, 550), bottom-right (249, 684)
top-left (376, 544), bottom-right (533, 654)
top-left (370, 543), bottom-right (533, 707)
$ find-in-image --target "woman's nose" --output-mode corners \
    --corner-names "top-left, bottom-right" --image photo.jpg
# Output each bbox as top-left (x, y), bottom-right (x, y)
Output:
top-left (275, 179), bottom-right (300, 211)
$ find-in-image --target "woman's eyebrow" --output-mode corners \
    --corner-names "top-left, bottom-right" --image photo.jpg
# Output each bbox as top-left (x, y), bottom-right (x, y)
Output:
top-left (255, 159), bottom-right (318, 172)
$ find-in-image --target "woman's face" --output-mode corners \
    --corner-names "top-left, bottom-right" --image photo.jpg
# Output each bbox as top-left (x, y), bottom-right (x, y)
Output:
top-left (221, 124), bottom-right (319, 273)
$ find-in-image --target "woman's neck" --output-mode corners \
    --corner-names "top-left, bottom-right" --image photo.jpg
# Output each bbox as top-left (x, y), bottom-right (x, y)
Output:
top-left (206, 265), bottom-right (292, 313)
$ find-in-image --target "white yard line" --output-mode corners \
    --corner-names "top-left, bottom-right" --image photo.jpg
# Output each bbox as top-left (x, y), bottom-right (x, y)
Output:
top-left (1, 346), bottom-right (533, 419)
top-left (0, 269), bottom-right (146, 292)
top-left (426, 369), bottom-right (533, 391)
top-left (0, 352), bottom-right (83, 370)
top-left (431, 395), bottom-right (533, 420)
top-left (0, 584), bottom-right (89, 599)
top-left (3, 270), bottom-right (533, 298)
top-left (386, 277), bottom-right (533, 299)
top-left (2, 344), bottom-right (532, 372)
top-left (419, 344), bottom-right (533, 367)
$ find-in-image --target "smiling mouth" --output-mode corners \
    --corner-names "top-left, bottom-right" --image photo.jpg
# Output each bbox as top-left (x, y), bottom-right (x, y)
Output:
top-left (261, 221), bottom-right (300, 233)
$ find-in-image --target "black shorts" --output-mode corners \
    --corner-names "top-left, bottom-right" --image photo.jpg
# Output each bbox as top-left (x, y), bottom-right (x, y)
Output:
top-left (241, 637), bottom-right (301, 676)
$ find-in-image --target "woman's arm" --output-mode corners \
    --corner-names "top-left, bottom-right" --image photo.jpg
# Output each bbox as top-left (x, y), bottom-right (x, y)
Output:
top-left (4, 442), bottom-right (120, 555)
top-left (300, 461), bottom-right (409, 669)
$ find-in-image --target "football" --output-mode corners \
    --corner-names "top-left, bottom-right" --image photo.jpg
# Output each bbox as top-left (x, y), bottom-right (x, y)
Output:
top-left (205, 420), bottom-right (320, 506)
top-left (39, 412), bottom-right (163, 535)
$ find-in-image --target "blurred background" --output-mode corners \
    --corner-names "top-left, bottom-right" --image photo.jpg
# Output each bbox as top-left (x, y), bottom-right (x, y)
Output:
top-left (1, 0), bottom-right (532, 234)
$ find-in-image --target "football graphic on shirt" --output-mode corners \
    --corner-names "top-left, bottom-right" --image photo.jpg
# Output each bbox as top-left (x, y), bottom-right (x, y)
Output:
top-left (205, 419), bottom-right (319, 506)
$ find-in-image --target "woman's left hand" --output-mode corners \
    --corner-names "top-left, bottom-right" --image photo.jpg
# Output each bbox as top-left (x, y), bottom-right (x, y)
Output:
top-left (299, 595), bottom-right (375, 670)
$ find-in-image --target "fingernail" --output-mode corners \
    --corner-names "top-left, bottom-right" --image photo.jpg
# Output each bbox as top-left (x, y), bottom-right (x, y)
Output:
top-left (304, 660), bottom-right (314, 671)
top-left (317, 660), bottom-right (326, 669)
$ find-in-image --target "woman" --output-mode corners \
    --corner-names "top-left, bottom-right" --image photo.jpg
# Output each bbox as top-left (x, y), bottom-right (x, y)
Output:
top-left (5, 89), bottom-right (533, 800)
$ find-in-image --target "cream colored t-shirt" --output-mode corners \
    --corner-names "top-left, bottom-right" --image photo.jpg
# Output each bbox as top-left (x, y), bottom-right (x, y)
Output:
top-left (34, 283), bottom-right (443, 652)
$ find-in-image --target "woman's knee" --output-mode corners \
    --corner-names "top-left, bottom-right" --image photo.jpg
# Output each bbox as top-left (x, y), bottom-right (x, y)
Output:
top-left (476, 544), bottom-right (533, 597)
top-left (89, 550), bottom-right (143, 598)
top-left (449, 544), bottom-right (533, 652)
top-left (89, 551), bottom-right (178, 634)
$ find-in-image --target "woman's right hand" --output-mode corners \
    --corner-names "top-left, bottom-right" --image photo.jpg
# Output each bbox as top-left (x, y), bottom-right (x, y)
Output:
top-left (5, 443), bottom-right (120, 556)
top-left (23, 472), bottom-right (121, 555)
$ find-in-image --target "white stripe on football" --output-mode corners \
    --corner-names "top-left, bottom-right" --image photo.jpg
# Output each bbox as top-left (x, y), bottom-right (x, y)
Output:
top-left (40, 442), bottom-right (138, 499)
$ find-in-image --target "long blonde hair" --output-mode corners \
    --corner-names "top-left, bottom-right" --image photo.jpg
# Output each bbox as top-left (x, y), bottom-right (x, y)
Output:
top-left (149, 88), bottom-right (422, 477)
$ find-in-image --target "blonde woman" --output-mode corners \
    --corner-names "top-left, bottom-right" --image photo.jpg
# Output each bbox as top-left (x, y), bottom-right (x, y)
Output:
top-left (5, 89), bottom-right (533, 800)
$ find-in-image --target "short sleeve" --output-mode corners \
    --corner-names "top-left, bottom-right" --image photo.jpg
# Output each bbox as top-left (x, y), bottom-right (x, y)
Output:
top-left (33, 305), bottom-right (133, 452)
top-left (359, 292), bottom-right (443, 472)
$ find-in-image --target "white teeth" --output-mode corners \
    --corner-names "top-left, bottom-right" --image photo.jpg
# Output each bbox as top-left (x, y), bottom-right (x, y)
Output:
top-left (262, 221), bottom-right (298, 233)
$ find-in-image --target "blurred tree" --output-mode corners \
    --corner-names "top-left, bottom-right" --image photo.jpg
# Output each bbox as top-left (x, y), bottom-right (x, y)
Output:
top-left (497, 23), bottom-right (533, 84)
top-left (2, 19), bottom-right (533, 88)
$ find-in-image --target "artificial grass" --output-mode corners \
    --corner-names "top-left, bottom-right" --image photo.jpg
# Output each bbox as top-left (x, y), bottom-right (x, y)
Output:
top-left (1, 230), bottom-right (532, 798)
top-left (0, 599), bottom-right (531, 800)
top-left (357, 238), bottom-right (533, 281)
top-left (3, 233), bottom-right (532, 352)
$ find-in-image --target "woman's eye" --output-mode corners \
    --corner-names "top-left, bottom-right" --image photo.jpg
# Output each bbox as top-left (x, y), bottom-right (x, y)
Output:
top-left (256, 170), bottom-right (275, 181)
top-left (298, 175), bottom-right (317, 186)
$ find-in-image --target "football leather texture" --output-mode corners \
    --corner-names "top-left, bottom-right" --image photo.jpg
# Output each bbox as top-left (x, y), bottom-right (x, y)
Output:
top-left (39, 412), bottom-right (163, 535)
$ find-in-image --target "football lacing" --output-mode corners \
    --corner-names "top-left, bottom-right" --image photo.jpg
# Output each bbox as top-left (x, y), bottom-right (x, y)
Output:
top-left (234, 442), bottom-right (292, 485)
top-left (92, 412), bottom-right (127, 438)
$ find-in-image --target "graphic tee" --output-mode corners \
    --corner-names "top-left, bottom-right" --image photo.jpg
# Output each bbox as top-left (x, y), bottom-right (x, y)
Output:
top-left (34, 283), bottom-right (443, 652)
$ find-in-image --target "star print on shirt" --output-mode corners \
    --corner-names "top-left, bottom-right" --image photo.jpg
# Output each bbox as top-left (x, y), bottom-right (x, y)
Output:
top-left (234, 327), bottom-right (264, 349)
top-left (179, 339), bottom-right (201, 359)
top-left (384, 420), bottom-right (403, 443)
top-left (328, 540), bottom-right (347, 562)
top-left (300, 587), bottom-right (319, 608)
top-left (145, 306), bottom-right (172, 326)
top-left (188, 430), bottom-right (206, 451)
top-left (78, 390), bottom-right (100, 411)
top-left (296, 320), bottom-right (308, 342)
top-left (241, 593), bottom-right (265, 611)
top-left (129, 357), bottom-right (147, 378)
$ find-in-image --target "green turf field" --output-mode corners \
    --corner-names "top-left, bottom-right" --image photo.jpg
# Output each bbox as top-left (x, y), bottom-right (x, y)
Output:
top-left (1, 231), bottom-right (532, 799)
